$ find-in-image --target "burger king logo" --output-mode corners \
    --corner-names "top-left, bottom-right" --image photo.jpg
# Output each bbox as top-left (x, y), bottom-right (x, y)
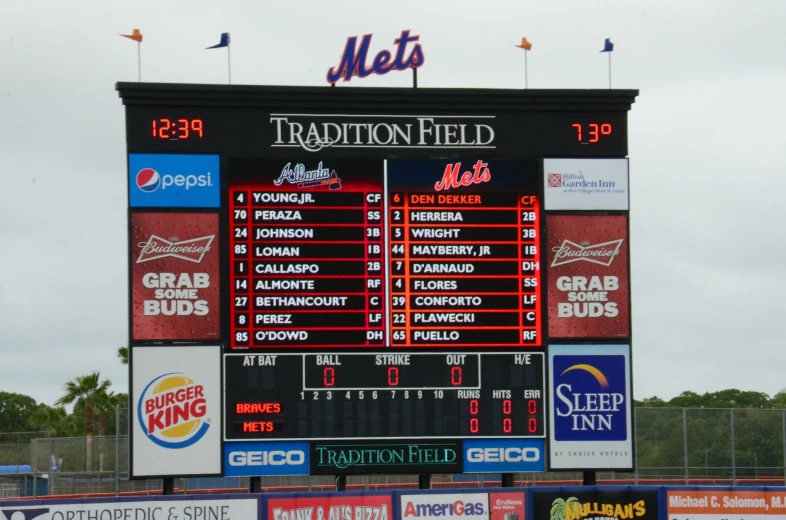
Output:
top-left (137, 372), bottom-right (211, 449)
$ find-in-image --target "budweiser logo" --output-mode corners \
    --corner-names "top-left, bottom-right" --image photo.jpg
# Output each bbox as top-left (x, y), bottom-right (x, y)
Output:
top-left (136, 235), bottom-right (215, 264)
top-left (551, 239), bottom-right (624, 267)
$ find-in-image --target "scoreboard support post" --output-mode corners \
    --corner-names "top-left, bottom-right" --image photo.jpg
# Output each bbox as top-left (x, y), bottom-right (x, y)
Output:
top-left (582, 471), bottom-right (597, 485)
top-left (335, 476), bottom-right (347, 492)
top-left (249, 477), bottom-right (262, 493)
top-left (162, 478), bottom-right (174, 495)
top-left (501, 473), bottom-right (514, 487)
top-left (418, 474), bottom-right (431, 489)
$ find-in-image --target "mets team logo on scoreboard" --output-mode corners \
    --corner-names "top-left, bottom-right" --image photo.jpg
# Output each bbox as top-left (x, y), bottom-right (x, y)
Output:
top-left (137, 372), bottom-right (211, 449)
top-left (128, 154), bottom-right (220, 208)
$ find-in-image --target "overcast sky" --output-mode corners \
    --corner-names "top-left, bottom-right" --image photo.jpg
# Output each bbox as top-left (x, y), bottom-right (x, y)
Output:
top-left (1, 0), bottom-right (785, 409)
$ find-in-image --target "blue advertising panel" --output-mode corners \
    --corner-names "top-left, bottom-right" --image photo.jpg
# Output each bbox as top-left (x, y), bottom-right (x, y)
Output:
top-left (128, 154), bottom-right (220, 208)
top-left (548, 343), bottom-right (633, 471)
top-left (223, 441), bottom-right (309, 477)
top-left (463, 438), bottom-right (545, 473)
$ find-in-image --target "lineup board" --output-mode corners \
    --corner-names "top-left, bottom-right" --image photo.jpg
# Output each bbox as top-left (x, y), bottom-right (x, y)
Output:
top-left (228, 159), bottom-right (542, 349)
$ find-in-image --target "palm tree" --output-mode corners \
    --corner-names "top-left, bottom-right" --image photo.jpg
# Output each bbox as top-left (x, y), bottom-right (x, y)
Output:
top-left (117, 346), bottom-right (128, 365)
top-left (94, 391), bottom-right (125, 472)
top-left (54, 372), bottom-right (112, 471)
top-left (28, 405), bottom-right (69, 469)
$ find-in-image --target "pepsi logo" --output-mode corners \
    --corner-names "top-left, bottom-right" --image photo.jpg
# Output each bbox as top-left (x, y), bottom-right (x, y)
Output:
top-left (137, 372), bottom-right (211, 449)
top-left (136, 168), bottom-right (161, 192)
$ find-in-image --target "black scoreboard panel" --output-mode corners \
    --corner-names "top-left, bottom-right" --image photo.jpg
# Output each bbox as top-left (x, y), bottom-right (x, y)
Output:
top-left (123, 106), bottom-right (630, 158)
top-left (224, 352), bottom-right (545, 440)
top-left (118, 83), bottom-right (637, 461)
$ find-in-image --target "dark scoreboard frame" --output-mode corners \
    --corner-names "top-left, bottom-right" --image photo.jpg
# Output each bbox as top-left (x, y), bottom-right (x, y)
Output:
top-left (118, 82), bottom-right (639, 476)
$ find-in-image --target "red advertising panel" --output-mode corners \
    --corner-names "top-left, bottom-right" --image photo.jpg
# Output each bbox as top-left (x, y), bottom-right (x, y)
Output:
top-left (131, 212), bottom-right (220, 341)
top-left (268, 494), bottom-right (393, 520)
top-left (546, 215), bottom-right (629, 338)
top-left (489, 492), bottom-right (526, 520)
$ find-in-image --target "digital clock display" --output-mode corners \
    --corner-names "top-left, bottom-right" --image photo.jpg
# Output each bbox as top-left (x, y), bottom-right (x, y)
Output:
top-left (223, 352), bottom-right (546, 440)
top-left (151, 118), bottom-right (204, 139)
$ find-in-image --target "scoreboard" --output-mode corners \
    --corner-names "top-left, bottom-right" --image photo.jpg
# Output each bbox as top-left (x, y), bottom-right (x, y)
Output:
top-left (120, 83), bottom-right (638, 478)
top-left (224, 352), bottom-right (545, 440)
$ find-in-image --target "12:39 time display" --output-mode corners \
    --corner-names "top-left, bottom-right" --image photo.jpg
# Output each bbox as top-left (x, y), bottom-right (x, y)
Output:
top-left (151, 118), bottom-right (204, 139)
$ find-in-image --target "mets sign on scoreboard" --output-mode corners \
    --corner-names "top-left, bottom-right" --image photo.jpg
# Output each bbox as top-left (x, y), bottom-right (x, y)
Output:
top-left (548, 343), bottom-right (633, 471)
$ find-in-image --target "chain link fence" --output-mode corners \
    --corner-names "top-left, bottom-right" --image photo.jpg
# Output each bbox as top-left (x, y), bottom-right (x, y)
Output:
top-left (2, 407), bottom-right (785, 498)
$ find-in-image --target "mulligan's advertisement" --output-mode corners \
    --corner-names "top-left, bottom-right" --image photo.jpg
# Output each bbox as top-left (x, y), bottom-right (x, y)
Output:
top-left (533, 490), bottom-right (658, 520)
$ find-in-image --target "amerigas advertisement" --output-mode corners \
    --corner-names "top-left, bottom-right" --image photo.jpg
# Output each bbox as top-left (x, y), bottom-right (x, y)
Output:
top-left (401, 493), bottom-right (488, 520)
top-left (130, 212), bottom-right (220, 341)
top-left (548, 344), bottom-right (633, 471)
top-left (131, 345), bottom-right (222, 477)
top-left (546, 215), bottom-right (629, 339)
top-left (400, 492), bottom-right (525, 520)
top-left (0, 497), bottom-right (257, 520)
top-left (543, 158), bottom-right (629, 210)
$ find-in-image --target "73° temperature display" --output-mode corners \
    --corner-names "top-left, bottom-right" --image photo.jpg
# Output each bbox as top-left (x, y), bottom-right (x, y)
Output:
top-left (223, 351), bottom-right (546, 440)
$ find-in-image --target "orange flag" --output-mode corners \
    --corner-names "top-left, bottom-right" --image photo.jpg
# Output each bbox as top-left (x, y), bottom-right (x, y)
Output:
top-left (515, 37), bottom-right (532, 51)
top-left (120, 29), bottom-right (143, 42)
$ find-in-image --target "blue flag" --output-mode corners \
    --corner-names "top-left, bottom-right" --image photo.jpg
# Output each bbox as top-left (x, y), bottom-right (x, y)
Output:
top-left (600, 38), bottom-right (614, 52)
top-left (206, 33), bottom-right (230, 49)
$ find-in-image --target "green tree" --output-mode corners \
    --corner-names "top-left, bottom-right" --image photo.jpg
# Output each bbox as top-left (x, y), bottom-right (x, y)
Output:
top-left (773, 389), bottom-right (786, 409)
top-left (94, 391), bottom-right (126, 472)
top-left (27, 405), bottom-right (71, 461)
top-left (0, 392), bottom-right (39, 433)
top-left (634, 388), bottom-right (786, 477)
top-left (54, 372), bottom-right (112, 471)
top-left (117, 346), bottom-right (128, 366)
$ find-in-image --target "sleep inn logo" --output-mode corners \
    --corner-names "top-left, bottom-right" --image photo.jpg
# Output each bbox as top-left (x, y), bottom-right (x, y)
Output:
top-left (270, 114), bottom-right (496, 152)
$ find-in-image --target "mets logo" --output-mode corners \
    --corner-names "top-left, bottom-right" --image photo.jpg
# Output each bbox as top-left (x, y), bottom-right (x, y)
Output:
top-left (137, 372), bottom-right (210, 449)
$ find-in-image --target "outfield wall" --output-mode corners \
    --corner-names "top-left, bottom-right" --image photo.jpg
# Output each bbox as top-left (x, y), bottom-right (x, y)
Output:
top-left (3, 486), bottom-right (786, 520)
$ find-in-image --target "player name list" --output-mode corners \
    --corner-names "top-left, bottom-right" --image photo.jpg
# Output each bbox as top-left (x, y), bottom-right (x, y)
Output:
top-left (389, 192), bottom-right (541, 347)
top-left (229, 187), bottom-right (542, 348)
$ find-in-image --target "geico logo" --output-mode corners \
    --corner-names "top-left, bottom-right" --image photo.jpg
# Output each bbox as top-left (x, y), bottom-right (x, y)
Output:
top-left (466, 447), bottom-right (541, 463)
top-left (229, 450), bottom-right (305, 466)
